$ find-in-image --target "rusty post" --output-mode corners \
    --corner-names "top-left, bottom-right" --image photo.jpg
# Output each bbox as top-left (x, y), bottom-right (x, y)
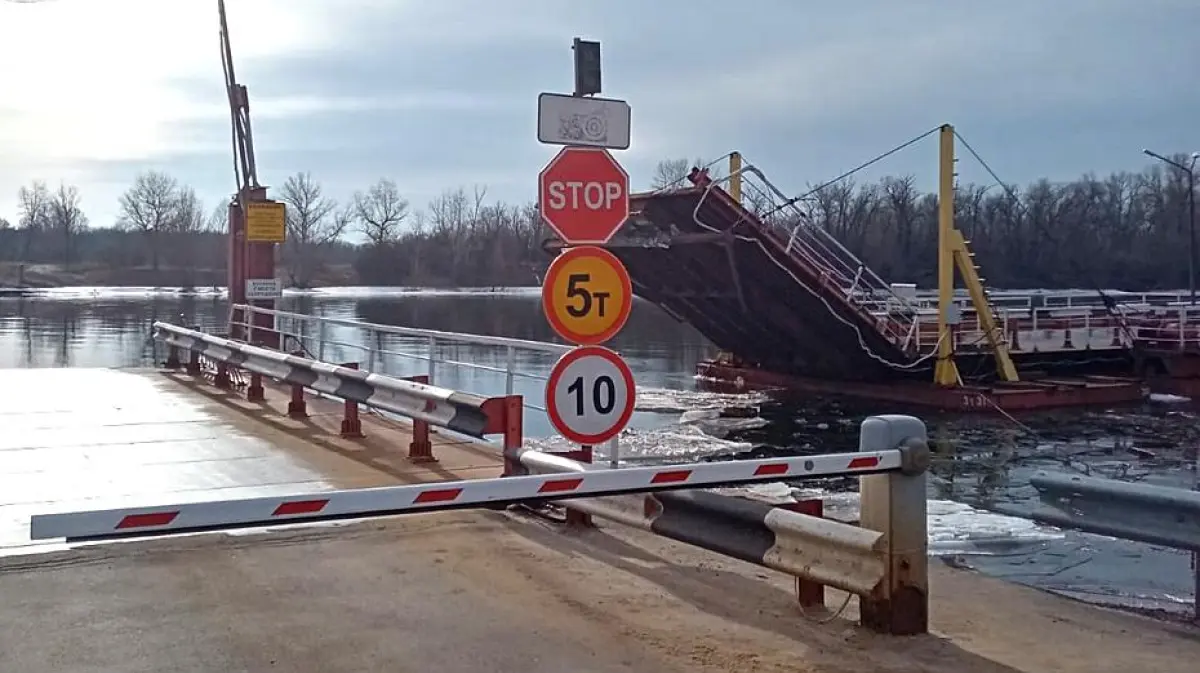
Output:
top-left (403, 374), bottom-right (434, 461)
top-left (336, 363), bottom-right (365, 438)
top-left (783, 499), bottom-right (826, 607)
top-left (501, 395), bottom-right (524, 477)
top-left (165, 345), bottom-right (181, 369)
top-left (565, 444), bottom-right (595, 528)
top-left (858, 415), bottom-right (930, 636)
top-left (247, 371), bottom-right (265, 402)
top-left (215, 363), bottom-right (232, 389)
top-left (187, 349), bottom-right (201, 375)
top-left (287, 383), bottom-right (307, 418)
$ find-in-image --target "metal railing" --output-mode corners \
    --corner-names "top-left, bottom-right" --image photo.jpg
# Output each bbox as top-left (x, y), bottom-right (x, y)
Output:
top-left (230, 304), bottom-right (571, 414)
top-left (1023, 470), bottom-right (1199, 622)
top-left (689, 159), bottom-right (922, 349)
top-left (157, 321), bottom-right (516, 439)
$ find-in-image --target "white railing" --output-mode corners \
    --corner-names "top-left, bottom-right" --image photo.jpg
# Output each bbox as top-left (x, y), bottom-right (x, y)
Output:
top-left (229, 304), bottom-right (571, 414)
top-left (693, 160), bottom-right (921, 348)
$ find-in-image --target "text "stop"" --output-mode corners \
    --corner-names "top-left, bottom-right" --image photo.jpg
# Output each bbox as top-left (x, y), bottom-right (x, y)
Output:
top-left (544, 181), bottom-right (625, 211)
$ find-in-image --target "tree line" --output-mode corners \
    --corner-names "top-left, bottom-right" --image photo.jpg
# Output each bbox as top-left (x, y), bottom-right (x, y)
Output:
top-left (2, 153), bottom-right (1196, 290)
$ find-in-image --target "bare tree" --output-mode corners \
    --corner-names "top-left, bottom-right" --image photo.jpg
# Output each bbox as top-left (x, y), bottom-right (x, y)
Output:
top-left (48, 183), bottom-right (88, 268)
top-left (206, 203), bottom-right (228, 233)
top-left (170, 187), bottom-right (206, 235)
top-left (353, 178), bottom-right (408, 246)
top-left (650, 157), bottom-right (720, 191)
top-left (16, 180), bottom-right (52, 262)
top-left (117, 171), bottom-right (180, 271)
top-left (0, 217), bottom-right (10, 230)
top-left (279, 171), bottom-right (348, 286)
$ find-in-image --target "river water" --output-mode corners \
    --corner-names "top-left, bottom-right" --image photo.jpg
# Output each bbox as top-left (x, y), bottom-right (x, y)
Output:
top-left (1, 286), bottom-right (1195, 618)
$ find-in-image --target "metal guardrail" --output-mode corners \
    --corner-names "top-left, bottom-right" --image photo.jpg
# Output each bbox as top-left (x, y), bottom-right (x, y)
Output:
top-left (230, 304), bottom-right (570, 414)
top-left (1027, 471), bottom-right (1200, 552)
top-left (155, 321), bottom-right (501, 438)
top-left (515, 448), bottom-right (893, 596)
top-left (1026, 470), bottom-right (1199, 622)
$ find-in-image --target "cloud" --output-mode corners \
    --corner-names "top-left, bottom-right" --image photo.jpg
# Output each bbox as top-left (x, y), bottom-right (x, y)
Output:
top-left (0, 0), bottom-right (1196, 229)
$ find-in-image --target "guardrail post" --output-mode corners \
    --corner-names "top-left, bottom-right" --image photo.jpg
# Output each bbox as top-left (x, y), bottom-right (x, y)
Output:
top-left (286, 349), bottom-right (308, 418)
top-left (501, 395), bottom-right (524, 477)
top-left (214, 363), bottom-right (232, 390)
top-left (339, 363), bottom-right (365, 439)
top-left (404, 374), bottom-right (435, 462)
top-left (186, 349), bottom-right (202, 375)
top-left (858, 415), bottom-right (930, 635)
top-left (247, 372), bottom-right (265, 402)
top-left (165, 345), bottom-right (181, 369)
top-left (565, 445), bottom-right (594, 527)
top-left (780, 499), bottom-right (826, 607)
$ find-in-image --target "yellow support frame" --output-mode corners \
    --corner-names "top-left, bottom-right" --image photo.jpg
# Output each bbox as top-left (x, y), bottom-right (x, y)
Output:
top-left (933, 125), bottom-right (1019, 386)
top-left (728, 152), bottom-right (743, 204)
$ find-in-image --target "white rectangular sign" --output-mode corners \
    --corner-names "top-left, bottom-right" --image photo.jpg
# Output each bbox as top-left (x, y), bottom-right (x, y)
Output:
top-left (245, 278), bottom-right (282, 300)
top-left (537, 92), bottom-right (630, 150)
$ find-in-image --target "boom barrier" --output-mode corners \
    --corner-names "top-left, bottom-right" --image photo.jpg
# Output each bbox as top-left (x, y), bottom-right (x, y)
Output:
top-left (29, 449), bottom-right (899, 540)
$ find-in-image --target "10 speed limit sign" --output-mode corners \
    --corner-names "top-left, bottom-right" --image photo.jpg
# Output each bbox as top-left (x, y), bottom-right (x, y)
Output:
top-left (545, 345), bottom-right (636, 445)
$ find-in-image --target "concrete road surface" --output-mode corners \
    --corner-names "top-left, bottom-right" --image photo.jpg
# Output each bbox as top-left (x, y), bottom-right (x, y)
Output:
top-left (3, 509), bottom-right (1200, 673)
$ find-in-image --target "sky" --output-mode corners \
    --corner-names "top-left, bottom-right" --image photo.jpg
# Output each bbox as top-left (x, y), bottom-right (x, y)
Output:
top-left (0, 0), bottom-right (1197, 232)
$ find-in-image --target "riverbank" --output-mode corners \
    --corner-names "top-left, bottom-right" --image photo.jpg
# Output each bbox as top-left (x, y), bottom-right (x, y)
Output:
top-left (0, 262), bottom-right (361, 289)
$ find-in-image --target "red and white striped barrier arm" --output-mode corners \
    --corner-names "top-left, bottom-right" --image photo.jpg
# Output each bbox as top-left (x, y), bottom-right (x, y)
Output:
top-left (30, 450), bottom-right (901, 541)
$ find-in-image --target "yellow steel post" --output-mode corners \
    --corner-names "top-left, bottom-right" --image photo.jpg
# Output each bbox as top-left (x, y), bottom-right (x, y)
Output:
top-left (729, 152), bottom-right (743, 205)
top-left (934, 125), bottom-right (960, 386)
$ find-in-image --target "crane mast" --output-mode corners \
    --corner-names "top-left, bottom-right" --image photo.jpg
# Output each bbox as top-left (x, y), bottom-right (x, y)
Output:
top-left (217, 0), bottom-right (282, 347)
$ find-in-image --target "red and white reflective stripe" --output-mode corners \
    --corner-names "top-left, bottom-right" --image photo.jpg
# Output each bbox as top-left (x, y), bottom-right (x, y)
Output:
top-left (29, 449), bottom-right (901, 540)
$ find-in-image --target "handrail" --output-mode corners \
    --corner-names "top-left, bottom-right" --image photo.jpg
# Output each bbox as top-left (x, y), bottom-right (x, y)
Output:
top-left (154, 321), bottom-right (502, 438)
top-left (229, 304), bottom-right (570, 413)
top-left (234, 304), bottom-right (571, 355)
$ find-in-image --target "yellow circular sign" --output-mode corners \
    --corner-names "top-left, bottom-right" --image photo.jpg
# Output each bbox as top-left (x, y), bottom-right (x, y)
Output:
top-left (542, 246), bottom-right (632, 345)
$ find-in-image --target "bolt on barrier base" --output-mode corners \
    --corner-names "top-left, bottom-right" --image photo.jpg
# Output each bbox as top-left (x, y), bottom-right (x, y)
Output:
top-left (858, 415), bottom-right (930, 636)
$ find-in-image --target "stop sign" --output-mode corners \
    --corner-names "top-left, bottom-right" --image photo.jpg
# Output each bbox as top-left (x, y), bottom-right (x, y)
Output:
top-left (538, 146), bottom-right (630, 245)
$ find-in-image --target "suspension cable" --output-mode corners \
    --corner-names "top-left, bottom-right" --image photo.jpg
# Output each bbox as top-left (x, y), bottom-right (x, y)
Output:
top-left (761, 126), bottom-right (943, 219)
top-left (953, 130), bottom-right (1143, 350)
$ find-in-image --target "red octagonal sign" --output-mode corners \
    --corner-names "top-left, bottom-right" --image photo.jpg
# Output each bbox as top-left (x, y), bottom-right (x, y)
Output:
top-left (538, 146), bottom-right (630, 245)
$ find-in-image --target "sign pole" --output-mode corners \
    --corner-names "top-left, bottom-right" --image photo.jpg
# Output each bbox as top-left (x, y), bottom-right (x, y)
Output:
top-left (537, 39), bottom-right (635, 525)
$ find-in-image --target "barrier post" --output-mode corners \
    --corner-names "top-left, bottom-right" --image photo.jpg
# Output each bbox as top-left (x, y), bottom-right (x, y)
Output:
top-left (858, 415), bottom-right (930, 635)
top-left (187, 349), bottom-right (202, 375)
top-left (165, 345), bottom-right (181, 369)
top-left (286, 349), bottom-right (308, 417)
top-left (287, 383), bottom-right (307, 418)
top-left (781, 499), bottom-right (826, 607)
top-left (565, 445), bottom-right (594, 527)
top-left (214, 363), bottom-right (232, 389)
top-left (404, 374), bottom-right (434, 462)
top-left (339, 363), bottom-right (364, 439)
top-left (247, 372), bottom-right (265, 402)
top-left (501, 395), bottom-right (524, 477)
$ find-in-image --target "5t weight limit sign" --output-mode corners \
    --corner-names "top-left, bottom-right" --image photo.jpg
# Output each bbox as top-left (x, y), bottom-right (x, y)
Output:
top-left (542, 246), bottom-right (632, 345)
top-left (546, 345), bottom-right (636, 445)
